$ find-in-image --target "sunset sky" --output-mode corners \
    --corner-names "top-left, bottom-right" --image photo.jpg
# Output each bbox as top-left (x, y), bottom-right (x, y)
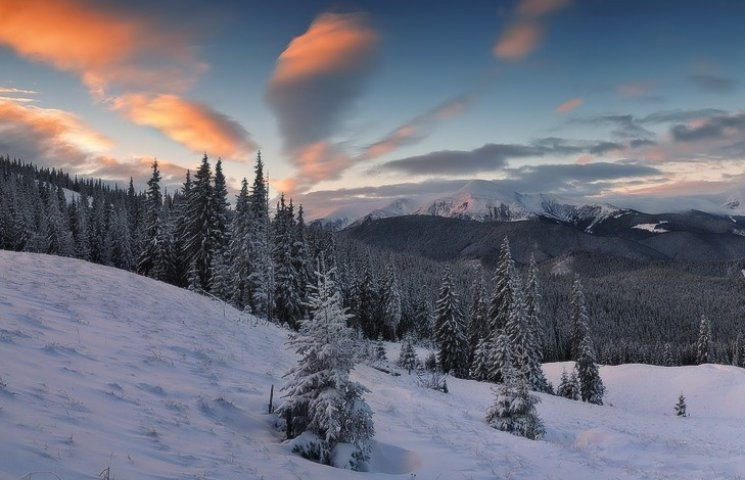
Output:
top-left (1, 0), bottom-right (744, 217)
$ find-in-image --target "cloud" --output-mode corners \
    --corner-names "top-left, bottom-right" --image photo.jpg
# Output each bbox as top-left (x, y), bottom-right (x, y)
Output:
top-left (111, 93), bottom-right (256, 159)
top-left (86, 155), bottom-right (188, 189)
top-left (494, 22), bottom-right (543, 60)
top-left (0, 97), bottom-right (113, 168)
top-left (0, 87), bottom-right (38, 95)
top-left (0, 0), bottom-right (256, 159)
top-left (360, 92), bottom-right (475, 161)
top-left (377, 143), bottom-right (544, 175)
top-left (555, 97), bottom-right (583, 114)
top-left (689, 73), bottom-right (738, 93)
top-left (494, 0), bottom-right (572, 60)
top-left (266, 12), bottom-right (379, 151)
top-left (670, 112), bottom-right (745, 143)
top-left (0, 0), bottom-right (205, 98)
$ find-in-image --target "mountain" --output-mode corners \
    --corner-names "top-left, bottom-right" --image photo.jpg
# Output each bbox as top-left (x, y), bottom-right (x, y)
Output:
top-left (2, 251), bottom-right (745, 479)
top-left (334, 180), bottom-right (627, 231)
top-left (341, 212), bottom-right (745, 265)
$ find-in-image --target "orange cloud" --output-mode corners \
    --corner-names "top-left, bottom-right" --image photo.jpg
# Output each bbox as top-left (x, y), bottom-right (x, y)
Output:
top-left (494, 0), bottom-right (572, 60)
top-left (0, 97), bottom-right (113, 167)
top-left (110, 94), bottom-right (256, 160)
top-left (0, 0), bottom-right (203, 98)
top-left (555, 97), bottom-right (584, 113)
top-left (271, 13), bottom-right (378, 85)
top-left (518, 0), bottom-right (574, 17)
top-left (494, 22), bottom-right (543, 60)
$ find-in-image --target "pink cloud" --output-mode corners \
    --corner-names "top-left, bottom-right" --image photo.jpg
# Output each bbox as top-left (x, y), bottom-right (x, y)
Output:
top-left (555, 97), bottom-right (584, 114)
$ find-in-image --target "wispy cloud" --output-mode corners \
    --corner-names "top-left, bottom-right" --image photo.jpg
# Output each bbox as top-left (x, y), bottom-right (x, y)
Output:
top-left (266, 12), bottom-right (379, 192)
top-left (111, 93), bottom-right (256, 160)
top-left (494, 0), bottom-right (572, 60)
top-left (555, 97), bottom-right (583, 114)
top-left (361, 92), bottom-right (476, 161)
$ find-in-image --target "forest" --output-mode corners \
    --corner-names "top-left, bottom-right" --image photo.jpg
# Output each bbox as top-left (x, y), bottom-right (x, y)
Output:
top-left (0, 154), bottom-right (743, 369)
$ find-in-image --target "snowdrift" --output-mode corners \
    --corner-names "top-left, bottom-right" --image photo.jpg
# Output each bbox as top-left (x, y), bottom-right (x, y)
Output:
top-left (1, 251), bottom-right (744, 479)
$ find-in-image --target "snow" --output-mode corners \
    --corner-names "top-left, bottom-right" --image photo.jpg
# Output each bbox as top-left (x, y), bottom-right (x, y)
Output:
top-left (2, 251), bottom-right (745, 479)
top-left (632, 222), bottom-right (670, 233)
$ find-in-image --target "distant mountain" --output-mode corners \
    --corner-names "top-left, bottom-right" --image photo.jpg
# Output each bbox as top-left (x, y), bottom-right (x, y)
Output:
top-left (345, 180), bottom-right (627, 232)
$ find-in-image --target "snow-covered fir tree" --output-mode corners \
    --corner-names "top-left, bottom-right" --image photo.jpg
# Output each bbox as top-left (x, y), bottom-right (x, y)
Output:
top-left (569, 275), bottom-right (590, 361)
top-left (523, 256), bottom-right (550, 392)
top-left (557, 368), bottom-right (580, 400)
top-left (576, 328), bottom-right (605, 405)
top-left (696, 314), bottom-right (712, 364)
top-left (211, 158), bottom-right (230, 258)
top-left (380, 265), bottom-right (402, 340)
top-left (470, 336), bottom-right (491, 381)
top-left (273, 195), bottom-right (303, 328)
top-left (485, 359), bottom-right (544, 440)
top-left (675, 393), bottom-right (687, 417)
top-left (733, 331), bottom-right (744, 368)
top-left (137, 160), bottom-right (162, 278)
top-left (208, 251), bottom-right (230, 300)
top-left (229, 178), bottom-right (253, 308)
top-left (375, 334), bottom-right (387, 361)
top-left (398, 335), bottom-right (418, 373)
top-left (279, 257), bottom-right (374, 471)
top-left (467, 281), bottom-right (488, 369)
top-left (183, 154), bottom-right (215, 290)
top-left (434, 270), bottom-right (468, 377)
top-left (487, 332), bottom-right (514, 383)
top-left (487, 237), bottom-right (518, 333)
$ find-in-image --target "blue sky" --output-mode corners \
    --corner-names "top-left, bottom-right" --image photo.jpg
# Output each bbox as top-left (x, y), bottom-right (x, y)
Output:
top-left (0, 0), bottom-right (744, 216)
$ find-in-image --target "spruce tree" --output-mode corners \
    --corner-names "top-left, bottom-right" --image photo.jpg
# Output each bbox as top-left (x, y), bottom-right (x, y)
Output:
top-left (434, 270), bottom-right (468, 377)
top-left (487, 237), bottom-right (517, 334)
top-left (577, 330), bottom-right (605, 405)
top-left (696, 314), bottom-right (712, 364)
top-left (557, 368), bottom-right (580, 400)
top-left (229, 178), bottom-right (252, 308)
top-left (398, 336), bottom-right (418, 373)
top-left (467, 282), bottom-right (488, 369)
top-left (485, 361), bottom-right (544, 440)
top-left (470, 336), bottom-right (491, 381)
top-left (733, 332), bottom-right (744, 368)
top-left (523, 256), bottom-right (550, 392)
top-left (380, 265), bottom-right (402, 340)
top-left (487, 332), bottom-right (514, 383)
top-left (273, 195), bottom-right (303, 328)
top-left (137, 160), bottom-right (162, 278)
top-left (183, 154), bottom-right (215, 290)
top-left (570, 275), bottom-right (590, 361)
top-left (211, 158), bottom-right (230, 257)
top-left (279, 258), bottom-right (374, 470)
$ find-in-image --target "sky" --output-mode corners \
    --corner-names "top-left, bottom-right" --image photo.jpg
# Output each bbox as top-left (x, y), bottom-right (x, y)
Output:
top-left (1, 0), bottom-right (744, 218)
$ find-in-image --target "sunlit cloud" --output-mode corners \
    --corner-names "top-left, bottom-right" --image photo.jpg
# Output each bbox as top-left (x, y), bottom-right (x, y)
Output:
top-left (494, 0), bottom-right (572, 60)
top-left (555, 97), bottom-right (583, 114)
top-left (0, 97), bottom-right (113, 169)
top-left (111, 93), bottom-right (256, 160)
top-left (266, 12), bottom-right (379, 193)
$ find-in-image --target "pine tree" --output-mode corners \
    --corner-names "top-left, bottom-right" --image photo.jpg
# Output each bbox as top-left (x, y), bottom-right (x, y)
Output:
top-left (208, 251), bottom-right (230, 300)
top-left (696, 314), bottom-right (712, 364)
top-left (229, 178), bottom-right (252, 308)
top-left (380, 265), bottom-right (402, 340)
top-left (211, 158), bottom-right (230, 257)
top-left (279, 258), bottom-right (374, 470)
top-left (557, 368), bottom-right (580, 400)
top-left (485, 361), bottom-right (545, 440)
top-left (487, 332), bottom-right (514, 383)
top-left (398, 336), bottom-right (418, 374)
top-left (470, 336), bottom-right (491, 381)
top-left (570, 275), bottom-right (590, 361)
top-left (487, 237), bottom-right (518, 334)
top-left (675, 393), bottom-right (687, 417)
top-left (576, 330), bottom-right (605, 405)
top-left (663, 342), bottom-right (675, 366)
top-left (273, 195), bottom-right (303, 328)
top-left (374, 334), bottom-right (386, 362)
top-left (467, 282), bottom-right (488, 369)
top-left (137, 160), bottom-right (162, 277)
top-left (523, 256), bottom-right (550, 392)
top-left (434, 270), bottom-right (468, 377)
top-left (183, 154), bottom-right (215, 290)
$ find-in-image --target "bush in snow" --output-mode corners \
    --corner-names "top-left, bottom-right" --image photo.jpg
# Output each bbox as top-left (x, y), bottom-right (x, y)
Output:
top-left (485, 363), bottom-right (544, 440)
top-left (675, 394), bottom-right (687, 417)
top-left (398, 336), bottom-right (418, 373)
top-left (424, 352), bottom-right (438, 371)
top-left (416, 370), bottom-right (448, 393)
top-left (278, 259), bottom-right (374, 471)
top-left (557, 368), bottom-right (580, 400)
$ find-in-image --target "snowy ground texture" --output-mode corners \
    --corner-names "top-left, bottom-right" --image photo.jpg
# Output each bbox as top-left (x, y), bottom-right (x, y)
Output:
top-left (1, 251), bottom-right (745, 479)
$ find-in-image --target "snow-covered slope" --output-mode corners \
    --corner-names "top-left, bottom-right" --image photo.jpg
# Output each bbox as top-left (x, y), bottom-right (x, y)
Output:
top-left (1, 251), bottom-right (745, 479)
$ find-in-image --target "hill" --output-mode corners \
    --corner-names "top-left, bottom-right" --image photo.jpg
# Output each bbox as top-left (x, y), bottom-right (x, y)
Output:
top-left (1, 251), bottom-right (744, 479)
